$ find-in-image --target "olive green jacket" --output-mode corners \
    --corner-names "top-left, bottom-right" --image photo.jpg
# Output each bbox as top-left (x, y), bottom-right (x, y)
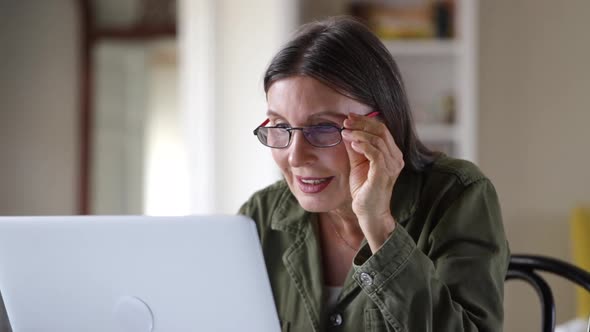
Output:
top-left (239, 156), bottom-right (509, 332)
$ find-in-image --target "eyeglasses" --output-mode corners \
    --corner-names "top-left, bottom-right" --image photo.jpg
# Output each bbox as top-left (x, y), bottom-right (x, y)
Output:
top-left (253, 111), bottom-right (379, 149)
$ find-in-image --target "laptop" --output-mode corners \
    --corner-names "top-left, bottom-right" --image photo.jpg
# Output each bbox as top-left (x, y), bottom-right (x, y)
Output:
top-left (0, 215), bottom-right (280, 332)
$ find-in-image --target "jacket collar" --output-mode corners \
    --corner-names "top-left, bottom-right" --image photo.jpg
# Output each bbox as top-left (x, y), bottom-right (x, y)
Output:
top-left (270, 186), bottom-right (311, 234)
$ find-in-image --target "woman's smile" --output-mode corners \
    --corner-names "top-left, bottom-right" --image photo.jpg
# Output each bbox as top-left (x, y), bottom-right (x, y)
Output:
top-left (296, 176), bottom-right (334, 193)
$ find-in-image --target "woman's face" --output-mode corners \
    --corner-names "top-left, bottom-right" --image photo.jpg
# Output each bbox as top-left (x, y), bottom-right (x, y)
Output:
top-left (266, 76), bottom-right (372, 213)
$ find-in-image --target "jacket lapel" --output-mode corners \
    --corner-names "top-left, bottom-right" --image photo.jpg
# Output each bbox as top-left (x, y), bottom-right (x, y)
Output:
top-left (271, 199), bottom-right (324, 331)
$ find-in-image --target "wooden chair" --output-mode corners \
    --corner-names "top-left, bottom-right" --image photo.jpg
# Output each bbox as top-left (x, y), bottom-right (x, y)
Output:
top-left (506, 254), bottom-right (590, 332)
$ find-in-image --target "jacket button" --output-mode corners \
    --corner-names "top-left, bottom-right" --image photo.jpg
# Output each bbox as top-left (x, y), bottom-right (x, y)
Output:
top-left (360, 272), bottom-right (373, 286)
top-left (329, 313), bottom-right (343, 326)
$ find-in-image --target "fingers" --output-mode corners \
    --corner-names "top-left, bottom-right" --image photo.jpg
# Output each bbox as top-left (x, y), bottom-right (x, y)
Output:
top-left (349, 140), bottom-right (388, 180)
top-left (342, 130), bottom-right (391, 171)
top-left (342, 132), bottom-right (367, 169)
top-left (342, 113), bottom-right (404, 173)
top-left (344, 113), bottom-right (400, 160)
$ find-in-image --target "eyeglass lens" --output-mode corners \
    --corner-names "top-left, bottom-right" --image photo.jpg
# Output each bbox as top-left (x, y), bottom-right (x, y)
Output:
top-left (257, 125), bottom-right (342, 148)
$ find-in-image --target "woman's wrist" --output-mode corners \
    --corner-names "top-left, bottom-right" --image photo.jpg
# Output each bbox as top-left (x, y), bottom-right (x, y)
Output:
top-left (360, 214), bottom-right (397, 253)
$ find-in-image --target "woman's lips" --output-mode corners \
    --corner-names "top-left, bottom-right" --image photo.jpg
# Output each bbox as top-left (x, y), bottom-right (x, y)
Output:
top-left (296, 176), bottom-right (334, 194)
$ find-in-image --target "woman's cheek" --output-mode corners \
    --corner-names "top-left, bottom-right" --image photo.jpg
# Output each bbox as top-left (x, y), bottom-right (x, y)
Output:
top-left (271, 150), bottom-right (291, 180)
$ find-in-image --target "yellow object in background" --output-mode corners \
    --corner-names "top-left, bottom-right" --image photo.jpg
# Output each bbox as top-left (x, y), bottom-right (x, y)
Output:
top-left (570, 206), bottom-right (590, 318)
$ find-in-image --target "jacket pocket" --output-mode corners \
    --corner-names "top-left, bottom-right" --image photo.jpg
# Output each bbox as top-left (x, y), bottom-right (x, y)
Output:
top-left (364, 308), bottom-right (393, 332)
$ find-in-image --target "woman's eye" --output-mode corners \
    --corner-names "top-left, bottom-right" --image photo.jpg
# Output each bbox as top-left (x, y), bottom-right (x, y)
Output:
top-left (274, 123), bottom-right (290, 128)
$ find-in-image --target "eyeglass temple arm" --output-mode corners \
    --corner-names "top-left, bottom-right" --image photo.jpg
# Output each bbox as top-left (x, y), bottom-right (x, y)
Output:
top-left (254, 119), bottom-right (271, 134)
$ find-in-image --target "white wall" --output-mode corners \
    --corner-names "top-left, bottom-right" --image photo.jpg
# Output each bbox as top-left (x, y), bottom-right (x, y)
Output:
top-left (0, 0), bottom-right (79, 215)
top-left (180, 0), bottom-right (297, 214)
top-left (213, 0), bottom-right (298, 213)
top-left (479, 1), bottom-right (590, 331)
top-left (92, 42), bottom-right (148, 214)
top-left (144, 45), bottom-right (190, 216)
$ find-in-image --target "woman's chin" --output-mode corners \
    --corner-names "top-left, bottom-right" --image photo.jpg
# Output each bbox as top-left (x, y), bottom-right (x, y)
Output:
top-left (285, 178), bottom-right (349, 212)
top-left (295, 195), bottom-right (339, 213)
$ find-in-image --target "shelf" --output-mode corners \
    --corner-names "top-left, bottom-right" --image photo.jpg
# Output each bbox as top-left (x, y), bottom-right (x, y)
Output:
top-left (92, 26), bottom-right (177, 41)
top-left (383, 40), bottom-right (460, 56)
top-left (416, 123), bottom-right (457, 142)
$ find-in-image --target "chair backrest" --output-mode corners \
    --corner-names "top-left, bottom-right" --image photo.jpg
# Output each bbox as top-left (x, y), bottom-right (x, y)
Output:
top-left (506, 254), bottom-right (590, 332)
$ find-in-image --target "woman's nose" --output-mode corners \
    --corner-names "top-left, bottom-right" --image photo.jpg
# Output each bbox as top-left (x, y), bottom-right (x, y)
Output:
top-left (288, 131), bottom-right (317, 167)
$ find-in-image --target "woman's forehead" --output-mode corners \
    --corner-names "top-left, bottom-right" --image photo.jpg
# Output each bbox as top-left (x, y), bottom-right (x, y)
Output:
top-left (266, 109), bottom-right (347, 121)
top-left (266, 76), bottom-right (370, 118)
top-left (268, 76), bottom-right (342, 104)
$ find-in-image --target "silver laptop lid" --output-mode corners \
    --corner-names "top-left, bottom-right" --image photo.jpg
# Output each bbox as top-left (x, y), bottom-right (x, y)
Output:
top-left (0, 215), bottom-right (280, 332)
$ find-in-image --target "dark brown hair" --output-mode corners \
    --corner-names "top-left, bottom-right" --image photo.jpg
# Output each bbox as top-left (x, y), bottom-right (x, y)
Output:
top-left (264, 16), bottom-right (436, 171)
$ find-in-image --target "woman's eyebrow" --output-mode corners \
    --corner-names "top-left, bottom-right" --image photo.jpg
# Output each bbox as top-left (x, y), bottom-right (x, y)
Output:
top-left (308, 111), bottom-right (346, 120)
top-left (265, 110), bottom-right (284, 119)
top-left (265, 110), bottom-right (346, 121)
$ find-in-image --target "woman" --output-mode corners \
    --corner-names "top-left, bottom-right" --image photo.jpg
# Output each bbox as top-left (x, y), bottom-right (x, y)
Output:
top-left (239, 16), bottom-right (509, 332)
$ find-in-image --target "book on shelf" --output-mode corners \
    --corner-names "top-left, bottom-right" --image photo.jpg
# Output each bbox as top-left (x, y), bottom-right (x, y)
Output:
top-left (349, 0), bottom-right (455, 40)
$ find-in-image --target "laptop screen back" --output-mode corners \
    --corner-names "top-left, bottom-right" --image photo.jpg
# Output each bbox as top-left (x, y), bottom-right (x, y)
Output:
top-left (0, 215), bottom-right (279, 332)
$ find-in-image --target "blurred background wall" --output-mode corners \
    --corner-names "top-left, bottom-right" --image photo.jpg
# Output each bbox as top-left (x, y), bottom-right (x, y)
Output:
top-left (0, 0), bottom-right (79, 215)
top-left (0, 0), bottom-right (589, 331)
top-left (479, 1), bottom-right (590, 330)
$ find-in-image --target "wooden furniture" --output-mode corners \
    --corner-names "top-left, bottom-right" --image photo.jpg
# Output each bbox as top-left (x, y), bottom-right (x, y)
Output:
top-left (507, 254), bottom-right (590, 332)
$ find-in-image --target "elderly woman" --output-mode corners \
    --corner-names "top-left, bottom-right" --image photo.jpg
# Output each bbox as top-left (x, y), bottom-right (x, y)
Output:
top-left (240, 16), bottom-right (509, 332)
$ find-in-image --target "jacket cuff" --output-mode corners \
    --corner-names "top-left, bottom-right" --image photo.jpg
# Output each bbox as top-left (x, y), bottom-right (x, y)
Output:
top-left (352, 225), bottom-right (415, 294)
